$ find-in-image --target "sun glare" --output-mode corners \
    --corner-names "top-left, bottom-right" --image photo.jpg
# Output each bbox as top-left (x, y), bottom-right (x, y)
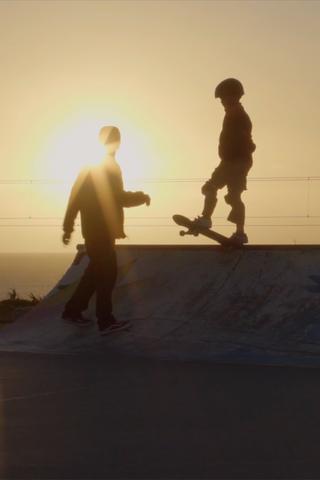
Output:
top-left (39, 118), bottom-right (105, 181)
top-left (38, 112), bottom-right (155, 184)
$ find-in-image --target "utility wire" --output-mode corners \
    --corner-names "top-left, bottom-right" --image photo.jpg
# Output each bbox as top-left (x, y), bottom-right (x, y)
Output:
top-left (1, 215), bottom-right (320, 220)
top-left (1, 176), bottom-right (319, 228)
top-left (1, 176), bottom-right (320, 185)
top-left (1, 224), bottom-right (320, 228)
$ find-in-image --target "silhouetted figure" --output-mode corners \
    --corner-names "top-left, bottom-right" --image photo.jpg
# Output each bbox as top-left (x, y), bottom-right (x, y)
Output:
top-left (193, 78), bottom-right (256, 244)
top-left (61, 126), bottom-right (150, 335)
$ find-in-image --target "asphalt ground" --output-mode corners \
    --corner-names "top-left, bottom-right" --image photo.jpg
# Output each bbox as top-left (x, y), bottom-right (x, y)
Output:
top-left (0, 353), bottom-right (319, 479)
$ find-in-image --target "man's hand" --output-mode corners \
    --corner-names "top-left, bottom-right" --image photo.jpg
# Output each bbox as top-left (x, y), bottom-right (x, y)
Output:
top-left (62, 232), bottom-right (71, 245)
top-left (144, 194), bottom-right (151, 206)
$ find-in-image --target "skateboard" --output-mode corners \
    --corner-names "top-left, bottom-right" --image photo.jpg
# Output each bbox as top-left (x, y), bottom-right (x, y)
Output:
top-left (172, 214), bottom-right (242, 247)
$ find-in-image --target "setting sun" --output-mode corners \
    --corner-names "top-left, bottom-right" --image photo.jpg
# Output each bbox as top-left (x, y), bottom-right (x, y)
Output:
top-left (36, 111), bottom-right (156, 183)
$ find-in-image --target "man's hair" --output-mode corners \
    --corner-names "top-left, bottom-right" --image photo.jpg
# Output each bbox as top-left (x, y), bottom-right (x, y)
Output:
top-left (99, 126), bottom-right (121, 145)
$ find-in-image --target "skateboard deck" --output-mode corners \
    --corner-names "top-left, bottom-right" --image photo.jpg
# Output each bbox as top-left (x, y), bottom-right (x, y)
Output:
top-left (172, 214), bottom-right (241, 247)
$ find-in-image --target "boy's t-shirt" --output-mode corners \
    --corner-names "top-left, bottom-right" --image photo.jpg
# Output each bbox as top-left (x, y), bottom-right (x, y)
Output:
top-left (218, 103), bottom-right (256, 163)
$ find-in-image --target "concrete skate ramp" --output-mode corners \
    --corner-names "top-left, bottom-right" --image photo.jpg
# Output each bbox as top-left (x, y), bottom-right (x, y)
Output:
top-left (1, 245), bottom-right (320, 366)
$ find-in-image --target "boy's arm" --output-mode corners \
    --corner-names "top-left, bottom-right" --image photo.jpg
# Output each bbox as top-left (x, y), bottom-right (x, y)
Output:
top-left (113, 169), bottom-right (150, 207)
top-left (62, 170), bottom-right (86, 243)
top-left (233, 113), bottom-right (256, 156)
top-left (219, 113), bottom-right (255, 160)
top-left (121, 190), bottom-right (150, 207)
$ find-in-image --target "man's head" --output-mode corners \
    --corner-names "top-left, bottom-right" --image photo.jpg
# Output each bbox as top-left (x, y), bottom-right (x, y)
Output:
top-left (99, 126), bottom-right (121, 154)
top-left (215, 78), bottom-right (244, 108)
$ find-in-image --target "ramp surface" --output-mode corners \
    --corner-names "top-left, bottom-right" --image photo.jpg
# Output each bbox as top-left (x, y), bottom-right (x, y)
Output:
top-left (1, 245), bottom-right (320, 365)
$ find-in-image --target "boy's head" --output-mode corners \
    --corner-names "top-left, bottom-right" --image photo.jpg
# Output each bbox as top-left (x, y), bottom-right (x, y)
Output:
top-left (99, 126), bottom-right (121, 154)
top-left (215, 78), bottom-right (244, 108)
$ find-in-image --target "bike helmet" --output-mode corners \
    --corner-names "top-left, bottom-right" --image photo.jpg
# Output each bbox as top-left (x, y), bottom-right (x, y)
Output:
top-left (215, 78), bottom-right (244, 99)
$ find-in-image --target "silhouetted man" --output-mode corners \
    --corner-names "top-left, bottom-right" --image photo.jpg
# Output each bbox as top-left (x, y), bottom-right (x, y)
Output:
top-left (62, 126), bottom-right (150, 335)
top-left (193, 78), bottom-right (256, 244)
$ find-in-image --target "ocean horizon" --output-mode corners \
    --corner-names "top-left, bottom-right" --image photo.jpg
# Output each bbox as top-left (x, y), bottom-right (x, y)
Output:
top-left (0, 253), bottom-right (75, 300)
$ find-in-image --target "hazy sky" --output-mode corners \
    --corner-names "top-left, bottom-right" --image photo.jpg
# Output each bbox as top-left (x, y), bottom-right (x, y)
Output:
top-left (1, 0), bottom-right (320, 252)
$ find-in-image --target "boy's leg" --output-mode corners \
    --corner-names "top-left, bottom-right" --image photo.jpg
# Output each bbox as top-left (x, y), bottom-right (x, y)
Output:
top-left (201, 182), bottom-right (218, 219)
top-left (63, 260), bottom-right (96, 317)
top-left (225, 160), bottom-right (251, 237)
top-left (198, 163), bottom-right (226, 223)
top-left (96, 249), bottom-right (117, 323)
top-left (87, 241), bottom-right (117, 326)
top-left (225, 189), bottom-right (245, 232)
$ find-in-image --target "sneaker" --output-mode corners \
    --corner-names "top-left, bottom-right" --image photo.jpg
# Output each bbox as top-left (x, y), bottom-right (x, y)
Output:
top-left (229, 232), bottom-right (248, 245)
top-left (62, 312), bottom-right (92, 327)
top-left (99, 318), bottom-right (131, 336)
top-left (192, 216), bottom-right (212, 229)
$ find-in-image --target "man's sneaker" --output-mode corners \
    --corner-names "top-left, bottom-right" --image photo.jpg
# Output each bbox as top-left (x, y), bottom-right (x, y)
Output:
top-left (229, 232), bottom-right (248, 245)
top-left (62, 312), bottom-right (92, 327)
top-left (192, 216), bottom-right (212, 229)
top-left (99, 319), bottom-right (131, 336)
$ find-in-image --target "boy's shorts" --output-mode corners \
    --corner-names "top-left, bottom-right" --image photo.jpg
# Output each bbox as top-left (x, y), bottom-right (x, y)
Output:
top-left (208, 158), bottom-right (252, 193)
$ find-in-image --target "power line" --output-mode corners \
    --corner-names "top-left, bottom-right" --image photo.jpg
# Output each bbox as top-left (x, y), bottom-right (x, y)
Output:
top-left (1, 176), bottom-right (320, 185)
top-left (1, 215), bottom-right (320, 221)
top-left (0, 176), bottom-right (319, 230)
top-left (1, 224), bottom-right (320, 228)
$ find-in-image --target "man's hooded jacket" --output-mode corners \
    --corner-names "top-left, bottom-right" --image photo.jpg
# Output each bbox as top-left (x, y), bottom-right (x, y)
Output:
top-left (63, 158), bottom-right (146, 243)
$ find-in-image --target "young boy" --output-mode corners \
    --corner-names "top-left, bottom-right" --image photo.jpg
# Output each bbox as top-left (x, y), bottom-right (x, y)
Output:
top-left (61, 126), bottom-right (150, 335)
top-left (194, 78), bottom-right (256, 244)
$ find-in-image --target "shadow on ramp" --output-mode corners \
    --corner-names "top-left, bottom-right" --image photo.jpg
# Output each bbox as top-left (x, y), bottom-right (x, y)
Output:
top-left (1, 245), bottom-right (320, 366)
